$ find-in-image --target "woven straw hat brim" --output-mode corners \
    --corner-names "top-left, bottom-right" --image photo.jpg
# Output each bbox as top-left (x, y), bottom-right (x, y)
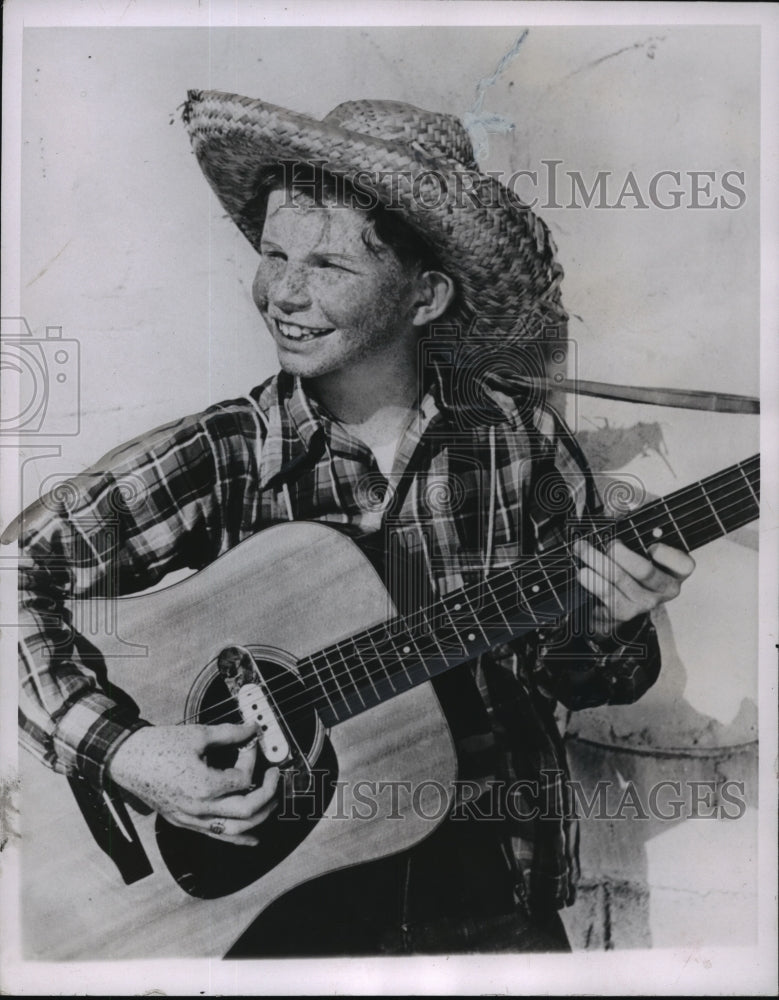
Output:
top-left (183, 89), bottom-right (567, 341)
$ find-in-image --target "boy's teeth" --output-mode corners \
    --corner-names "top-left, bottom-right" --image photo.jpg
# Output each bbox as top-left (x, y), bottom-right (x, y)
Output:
top-left (278, 321), bottom-right (331, 340)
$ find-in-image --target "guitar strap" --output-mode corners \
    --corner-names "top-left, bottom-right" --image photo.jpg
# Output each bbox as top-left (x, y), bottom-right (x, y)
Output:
top-left (493, 374), bottom-right (760, 414)
top-left (68, 774), bottom-right (154, 884)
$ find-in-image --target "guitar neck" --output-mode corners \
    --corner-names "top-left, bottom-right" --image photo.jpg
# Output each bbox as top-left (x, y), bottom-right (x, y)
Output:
top-left (299, 456), bottom-right (759, 725)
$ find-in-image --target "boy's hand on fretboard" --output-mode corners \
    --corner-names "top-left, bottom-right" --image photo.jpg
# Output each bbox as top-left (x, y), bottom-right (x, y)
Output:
top-left (574, 538), bottom-right (696, 636)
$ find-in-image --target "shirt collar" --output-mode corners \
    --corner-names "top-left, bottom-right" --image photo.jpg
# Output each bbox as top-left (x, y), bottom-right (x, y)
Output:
top-left (257, 372), bottom-right (324, 489)
top-left (258, 370), bottom-right (451, 490)
top-left (257, 360), bottom-right (519, 490)
top-left (428, 359), bottom-right (515, 426)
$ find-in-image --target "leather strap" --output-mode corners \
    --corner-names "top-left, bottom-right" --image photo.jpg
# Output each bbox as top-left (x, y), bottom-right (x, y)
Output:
top-left (537, 377), bottom-right (759, 414)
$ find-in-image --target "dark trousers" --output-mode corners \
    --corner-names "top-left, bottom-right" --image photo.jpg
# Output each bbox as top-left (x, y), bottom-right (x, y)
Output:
top-left (226, 811), bottom-right (571, 957)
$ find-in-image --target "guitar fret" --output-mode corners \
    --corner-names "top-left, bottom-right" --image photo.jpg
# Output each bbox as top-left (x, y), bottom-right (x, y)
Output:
top-left (482, 576), bottom-right (513, 633)
top-left (670, 483), bottom-right (724, 548)
top-left (332, 641), bottom-right (374, 711)
top-left (512, 562), bottom-right (564, 628)
top-left (631, 504), bottom-right (677, 551)
top-left (421, 601), bottom-right (466, 660)
top-left (442, 595), bottom-right (472, 642)
top-left (342, 636), bottom-right (390, 711)
top-left (382, 627), bottom-right (420, 690)
top-left (701, 488), bottom-right (727, 536)
top-left (704, 472), bottom-right (753, 533)
top-left (305, 651), bottom-right (345, 723)
top-left (447, 589), bottom-right (491, 655)
top-left (300, 456), bottom-right (760, 727)
top-left (724, 506), bottom-right (759, 532)
top-left (515, 570), bottom-right (544, 627)
top-left (661, 498), bottom-right (690, 552)
top-left (539, 562), bottom-right (566, 612)
top-left (383, 610), bottom-right (442, 687)
top-left (499, 566), bottom-right (543, 631)
top-left (398, 629), bottom-right (429, 686)
top-left (739, 462), bottom-right (759, 506)
top-left (331, 644), bottom-right (364, 711)
top-left (400, 629), bottom-right (428, 685)
top-left (364, 631), bottom-right (398, 695)
top-left (628, 518), bottom-right (647, 554)
top-left (496, 587), bottom-right (514, 629)
top-left (327, 647), bottom-right (348, 720)
top-left (745, 459), bottom-right (760, 493)
top-left (349, 636), bottom-right (381, 704)
top-left (514, 565), bottom-right (543, 624)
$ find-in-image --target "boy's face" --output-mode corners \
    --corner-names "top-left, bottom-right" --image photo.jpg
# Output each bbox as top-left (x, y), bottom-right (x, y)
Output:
top-left (252, 188), bottom-right (423, 383)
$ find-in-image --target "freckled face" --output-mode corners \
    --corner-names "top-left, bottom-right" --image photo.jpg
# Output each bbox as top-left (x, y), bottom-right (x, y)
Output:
top-left (252, 189), bottom-right (421, 382)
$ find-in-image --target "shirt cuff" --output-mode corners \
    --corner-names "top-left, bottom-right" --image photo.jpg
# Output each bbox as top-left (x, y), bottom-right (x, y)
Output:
top-left (51, 692), bottom-right (150, 791)
top-left (537, 610), bottom-right (653, 665)
top-left (583, 612), bottom-right (656, 658)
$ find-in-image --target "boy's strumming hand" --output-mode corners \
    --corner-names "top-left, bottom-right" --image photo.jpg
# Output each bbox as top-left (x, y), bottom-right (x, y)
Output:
top-left (107, 723), bottom-right (279, 846)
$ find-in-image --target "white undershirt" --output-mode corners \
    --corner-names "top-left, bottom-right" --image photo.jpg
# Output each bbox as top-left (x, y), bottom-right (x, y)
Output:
top-left (370, 436), bottom-right (401, 478)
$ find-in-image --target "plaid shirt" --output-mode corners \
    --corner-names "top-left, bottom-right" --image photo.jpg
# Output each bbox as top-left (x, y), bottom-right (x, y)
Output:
top-left (18, 369), bottom-right (660, 913)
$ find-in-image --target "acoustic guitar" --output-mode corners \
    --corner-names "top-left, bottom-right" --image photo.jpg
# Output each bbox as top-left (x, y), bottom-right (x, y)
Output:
top-left (18, 455), bottom-right (759, 960)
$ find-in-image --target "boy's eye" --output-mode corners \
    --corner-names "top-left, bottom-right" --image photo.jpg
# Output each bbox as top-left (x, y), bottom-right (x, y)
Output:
top-left (318, 259), bottom-right (354, 273)
top-left (262, 249), bottom-right (286, 261)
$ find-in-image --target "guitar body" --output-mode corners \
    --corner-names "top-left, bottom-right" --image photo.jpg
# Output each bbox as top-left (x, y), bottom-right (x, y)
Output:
top-left (19, 455), bottom-right (760, 959)
top-left (20, 522), bottom-right (457, 960)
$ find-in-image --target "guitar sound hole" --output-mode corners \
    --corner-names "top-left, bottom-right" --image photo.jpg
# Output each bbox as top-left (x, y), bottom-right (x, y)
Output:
top-left (195, 655), bottom-right (321, 775)
top-left (156, 654), bottom-right (338, 899)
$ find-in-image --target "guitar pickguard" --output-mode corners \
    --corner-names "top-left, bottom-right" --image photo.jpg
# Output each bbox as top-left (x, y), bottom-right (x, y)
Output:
top-left (156, 649), bottom-right (338, 899)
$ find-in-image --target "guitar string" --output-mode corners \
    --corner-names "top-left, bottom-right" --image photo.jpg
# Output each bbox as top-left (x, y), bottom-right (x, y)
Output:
top-left (183, 483), bottom-right (758, 730)
top-left (180, 462), bottom-right (759, 727)
top-left (178, 461), bottom-right (758, 729)
top-left (180, 463), bottom-right (758, 728)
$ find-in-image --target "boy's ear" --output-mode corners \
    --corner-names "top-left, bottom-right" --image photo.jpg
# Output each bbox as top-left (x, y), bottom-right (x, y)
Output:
top-left (412, 270), bottom-right (456, 327)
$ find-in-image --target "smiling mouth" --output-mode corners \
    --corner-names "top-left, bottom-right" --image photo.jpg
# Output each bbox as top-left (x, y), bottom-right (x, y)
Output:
top-left (275, 319), bottom-right (335, 342)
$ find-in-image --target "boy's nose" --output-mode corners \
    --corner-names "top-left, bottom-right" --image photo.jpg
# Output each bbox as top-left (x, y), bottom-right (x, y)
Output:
top-left (271, 264), bottom-right (312, 312)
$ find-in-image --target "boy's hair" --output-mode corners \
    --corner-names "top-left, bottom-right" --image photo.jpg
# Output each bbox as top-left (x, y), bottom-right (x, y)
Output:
top-left (246, 161), bottom-right (455, 283)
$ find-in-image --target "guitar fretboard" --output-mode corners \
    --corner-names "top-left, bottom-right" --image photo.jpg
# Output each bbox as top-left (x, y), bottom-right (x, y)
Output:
top-left (297, 456), bottom-right (759, 725)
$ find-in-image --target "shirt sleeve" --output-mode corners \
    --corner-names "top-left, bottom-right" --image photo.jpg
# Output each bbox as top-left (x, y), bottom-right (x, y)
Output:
top-left (17, 403), bottom-right (262, 789)
top-left (521, 405), bottom-right (662, 711)
top-left (531, 613), bottom-right (661, 711)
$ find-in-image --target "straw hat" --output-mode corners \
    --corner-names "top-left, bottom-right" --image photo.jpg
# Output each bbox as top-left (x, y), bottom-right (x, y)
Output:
top-left (183, 89), bottom-right (567, 342)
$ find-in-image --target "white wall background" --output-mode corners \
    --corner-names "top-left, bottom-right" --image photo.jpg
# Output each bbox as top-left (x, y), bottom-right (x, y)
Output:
top-left (15, 24), bottom-right (760, 713)
top-left (17, 26), bottom-right (759, 458)
top-left (7, 20), bottom-right (765, 965)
